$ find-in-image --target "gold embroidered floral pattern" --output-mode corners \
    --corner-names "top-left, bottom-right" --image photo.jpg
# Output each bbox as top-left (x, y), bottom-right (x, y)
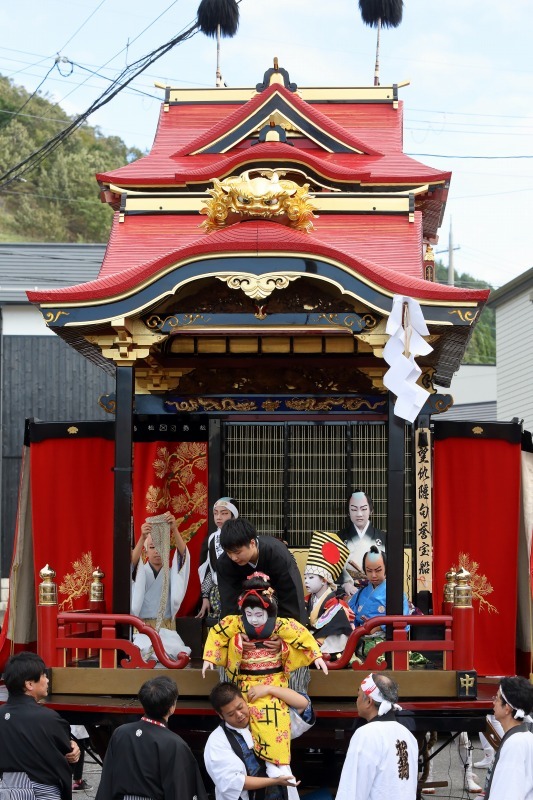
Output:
top-left (145, 442), bottom-right (208, 544)
top-left (59, 551), bottom-right (94, 610)
top-left (452, 552), bottom-right (498, 614)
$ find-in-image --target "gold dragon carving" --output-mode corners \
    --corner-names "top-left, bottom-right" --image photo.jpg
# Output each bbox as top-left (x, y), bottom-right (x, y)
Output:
top-left (200, 169), bottom-right (317, 233)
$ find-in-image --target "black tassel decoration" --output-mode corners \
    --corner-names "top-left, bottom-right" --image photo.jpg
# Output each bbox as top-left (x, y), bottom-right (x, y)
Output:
top-left (358, 0), bottom-right (403, 28)
top-left (197, 0), bottom-right (240, 38)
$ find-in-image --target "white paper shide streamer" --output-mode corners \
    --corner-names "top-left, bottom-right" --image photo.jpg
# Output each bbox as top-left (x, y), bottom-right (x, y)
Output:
top-left (383, 295), bottom-right (433, 423)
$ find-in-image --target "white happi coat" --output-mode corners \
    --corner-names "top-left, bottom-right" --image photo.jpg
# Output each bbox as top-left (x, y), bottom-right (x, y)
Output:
top-left (336, 713), bottom-right (418, 800)
top-left (486, 725), bottom-right (533, 800)
top-left (131, 548), bottom-right (191, 659)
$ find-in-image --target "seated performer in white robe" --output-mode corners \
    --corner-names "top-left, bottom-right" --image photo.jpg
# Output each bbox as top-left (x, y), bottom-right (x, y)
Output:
top-left (131, 510), bottom-right (191, 662)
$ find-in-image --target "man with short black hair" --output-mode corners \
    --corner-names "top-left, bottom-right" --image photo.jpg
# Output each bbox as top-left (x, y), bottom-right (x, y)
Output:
top-left (205, 681), bottom-right (314, 800)
top-left (217, 518), bottom-right (307, 622)
top-left (0, 652), bottom-right (80, 800)
top-left (336, 672), bottom-right (418, 800)
top-left (96, 676), bottom-right (208, 800)
top-left (484, 675), bottom-right (533, 799)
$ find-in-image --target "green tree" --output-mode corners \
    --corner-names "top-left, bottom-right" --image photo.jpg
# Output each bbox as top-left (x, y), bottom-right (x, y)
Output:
top-left (436, 261), bottom-right (495, 364)
top-left (0, 75), bottom-right (143, 242)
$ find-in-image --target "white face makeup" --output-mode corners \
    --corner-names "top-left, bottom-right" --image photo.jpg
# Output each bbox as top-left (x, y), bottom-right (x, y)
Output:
top-left (244, 606), bottom-right (269, 628)
top-left (349, 497), bottom-right (371, 529)
top-left (213, 505), bottom-right (233, 529)
top-left (304, 572), bottom-right (326, 594)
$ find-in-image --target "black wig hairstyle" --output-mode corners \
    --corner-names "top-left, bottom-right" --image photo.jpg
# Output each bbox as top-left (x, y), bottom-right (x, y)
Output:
top-left (349, 491), bottom-right (374, 514)
top-left (362, 545), bottom-right (386, 573)
top-left (239, 574), bottom-right (278, 619)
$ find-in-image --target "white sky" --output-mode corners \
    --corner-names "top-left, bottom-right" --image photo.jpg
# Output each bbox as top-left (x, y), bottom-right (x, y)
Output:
top-left (1, 0), bottom-right (532, 289)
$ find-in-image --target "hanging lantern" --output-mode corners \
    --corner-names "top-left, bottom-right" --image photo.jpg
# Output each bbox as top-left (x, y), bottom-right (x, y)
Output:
top-left (197, 0), bottom-right (240, 38)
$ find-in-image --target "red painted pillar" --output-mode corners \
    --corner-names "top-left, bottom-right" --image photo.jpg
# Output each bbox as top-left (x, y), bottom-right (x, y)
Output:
top-left (37, 564), bottom-right (59, 667)
top-left (452, 567), bottom-right (474, 671)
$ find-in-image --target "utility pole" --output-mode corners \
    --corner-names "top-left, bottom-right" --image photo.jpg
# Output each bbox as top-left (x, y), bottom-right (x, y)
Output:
top-left (436, 217), bottom-right (460, 286)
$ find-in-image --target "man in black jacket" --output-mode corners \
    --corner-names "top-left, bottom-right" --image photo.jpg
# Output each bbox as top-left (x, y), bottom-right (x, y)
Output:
top-left (0, 652), bottom-right (79, 799)
top-left (217, 519), bottom-right (307, 623)
top-left (96, 676), bottom-right (208, 800)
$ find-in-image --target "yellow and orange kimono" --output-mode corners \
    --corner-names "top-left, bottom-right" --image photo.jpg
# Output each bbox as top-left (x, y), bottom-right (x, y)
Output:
top-left (203, 615), bottom-right (322, 765)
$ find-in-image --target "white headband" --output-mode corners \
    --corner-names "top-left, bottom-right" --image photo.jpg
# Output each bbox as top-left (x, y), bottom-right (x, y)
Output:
top-left (500, 686), bottom-right (533, 723)
top-left (360, 673), bottom-right (402, 716)
top-left (213, 499), bottom-right (239, 519)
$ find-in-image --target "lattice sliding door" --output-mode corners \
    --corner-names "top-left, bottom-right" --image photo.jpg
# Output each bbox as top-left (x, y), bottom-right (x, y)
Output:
top-left (223, 421), bottom-right (413, 548)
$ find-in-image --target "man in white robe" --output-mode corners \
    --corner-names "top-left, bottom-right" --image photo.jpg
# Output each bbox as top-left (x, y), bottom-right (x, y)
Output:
top-left (131, 511), bottom-right (191, 661)
top-left (484, 675), bottom-right (533, 800)
top-left (205, 681), bottom-right (315, 800)
top-left (336, 672), bottom-right (418, 800)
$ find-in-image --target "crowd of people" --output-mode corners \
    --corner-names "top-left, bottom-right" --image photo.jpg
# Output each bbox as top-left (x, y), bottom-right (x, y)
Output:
top-left (1, 492), bottom-right (533, 799)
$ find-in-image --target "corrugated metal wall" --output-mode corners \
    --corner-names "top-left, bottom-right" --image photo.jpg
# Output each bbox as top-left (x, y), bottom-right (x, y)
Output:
top-left (1, 335), bottom-right (115, 576)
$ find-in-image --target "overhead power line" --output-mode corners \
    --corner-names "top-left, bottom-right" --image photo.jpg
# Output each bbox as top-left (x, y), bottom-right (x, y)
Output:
top-left (0, 17), bottom-right (200, 189)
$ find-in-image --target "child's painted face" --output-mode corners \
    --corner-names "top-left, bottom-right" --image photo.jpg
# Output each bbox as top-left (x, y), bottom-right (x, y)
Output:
top-left (244, 606), bottom-right (269, 628)
top-left (214, 505), bottom-right (233, 529)
top-left (145, 535), bottom-right (162, 568)
top-left (304, 572), bottom-right (326, 594)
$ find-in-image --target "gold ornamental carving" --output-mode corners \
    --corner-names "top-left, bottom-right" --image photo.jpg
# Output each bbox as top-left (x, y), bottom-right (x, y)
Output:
top-left (218, 272), bottom-right (301, 301)
top-left (448, 308), bottom-right (479, 324)
top-left (43, 310), bottom-right (69, 325)
top-left (39, 564), bottom-right (57, 606)
top-left (200, 169), bottom-right (317, 233)
top-left (86, 318), bottom-right (166, 367)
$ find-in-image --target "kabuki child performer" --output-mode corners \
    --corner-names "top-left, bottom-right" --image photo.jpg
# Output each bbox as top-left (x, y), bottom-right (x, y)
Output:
top-left (202, 574), bottom-right (327, 795)
top-left (304, 530), bottom-right (354, 660)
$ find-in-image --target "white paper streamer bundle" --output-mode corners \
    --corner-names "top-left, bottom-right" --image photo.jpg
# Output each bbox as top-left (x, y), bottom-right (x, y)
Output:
top-left (383, 295), bottom-right (433, 423)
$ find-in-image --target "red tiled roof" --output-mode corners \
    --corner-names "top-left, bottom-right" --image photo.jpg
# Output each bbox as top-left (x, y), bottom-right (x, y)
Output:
top-left (172, 83), bottom-right (381, 157)
top-left (28, 219), bottom-right (489, 306)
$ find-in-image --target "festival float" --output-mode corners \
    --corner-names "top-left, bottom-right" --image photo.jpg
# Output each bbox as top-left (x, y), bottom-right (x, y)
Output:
top-left (1, 0), bottom-right (532, 786)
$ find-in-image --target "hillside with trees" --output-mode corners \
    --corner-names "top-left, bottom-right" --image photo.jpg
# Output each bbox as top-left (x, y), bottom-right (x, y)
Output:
top-left (0, 75), bottom-right (143, 242)
top-left (436, 262), bottom-right (495, 364)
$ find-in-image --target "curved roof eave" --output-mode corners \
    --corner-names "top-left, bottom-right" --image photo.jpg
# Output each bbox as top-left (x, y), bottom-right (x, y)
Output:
top-left (27, 221), bottom-right (489, 330)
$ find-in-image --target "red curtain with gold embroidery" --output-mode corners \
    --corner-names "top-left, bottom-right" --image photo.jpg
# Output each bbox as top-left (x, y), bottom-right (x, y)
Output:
top-left (30, 436), bottom-right (115, 612)
top-left (433, 429), bottom-right (521, 676)
top-left (132, 441), bottom-right (208, 616)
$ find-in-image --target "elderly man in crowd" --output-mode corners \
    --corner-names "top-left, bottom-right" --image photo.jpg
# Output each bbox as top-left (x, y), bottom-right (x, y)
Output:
top-left (336, 673), bottom-right (418, 800)
top-left (0, 652), bottom-right (80, 799)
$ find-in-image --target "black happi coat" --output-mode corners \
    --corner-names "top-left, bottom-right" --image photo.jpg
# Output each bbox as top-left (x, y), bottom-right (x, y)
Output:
top-left (0, 693), bottom-right (73, 799)
top-left (217, 535), bottom-right (308, 623)
top-left (96, 719), bottom-right (208, 800)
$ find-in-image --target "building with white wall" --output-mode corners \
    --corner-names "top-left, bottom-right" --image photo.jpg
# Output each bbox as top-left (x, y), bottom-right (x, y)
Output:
top-left (488, 268), bottom-right (533, 434)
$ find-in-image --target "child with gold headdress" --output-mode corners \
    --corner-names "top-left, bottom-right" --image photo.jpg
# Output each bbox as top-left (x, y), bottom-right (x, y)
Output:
top-left (304, 531), bottom-right (355, 660)
top-left (202, 573), bottom-right (327, 794)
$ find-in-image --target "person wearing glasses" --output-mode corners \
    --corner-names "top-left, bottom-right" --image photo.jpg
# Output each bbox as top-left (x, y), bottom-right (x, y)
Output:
top-left (484, 676), bottom-right (533, 800)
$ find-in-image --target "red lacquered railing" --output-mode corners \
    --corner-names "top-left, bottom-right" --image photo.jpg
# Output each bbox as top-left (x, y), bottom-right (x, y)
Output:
top-left (327, 614), bottom-right (456, 671)
top-left (38, 606), bottom-right (190, 670)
